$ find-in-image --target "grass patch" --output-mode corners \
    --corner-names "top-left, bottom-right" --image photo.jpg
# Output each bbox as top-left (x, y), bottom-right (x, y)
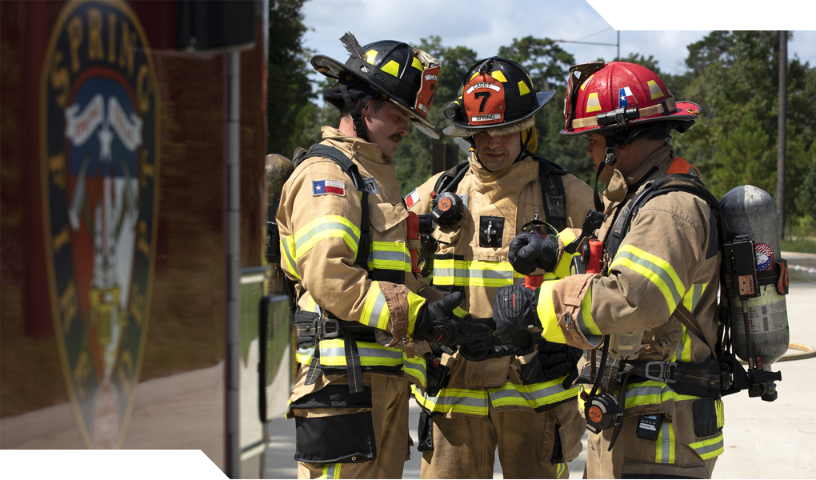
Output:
top-left (781, 237), bottom-right (816, 254)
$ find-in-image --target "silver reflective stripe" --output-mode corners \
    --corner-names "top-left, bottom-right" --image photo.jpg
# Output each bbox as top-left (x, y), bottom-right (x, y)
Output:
top-left (614, 251), bottom-right (682, 308)
top-left (321, 346), bottom-right (403, 361)
top-left (282, 240), bottom-right (299, 275)
top-left (295, 221), bottom-right (360, 252)
top-left (659, 421), bottom-right (672, 464)
top-left (298, 346), bottom-right (315, 357)
top-left (370, 249), bottom-right (411, 263)
top-left (423, 393), bottom-right (487, 408)
top-left (468, 269), bottom-right (513, 280)
top-left (325, 463), bottom-right (340, 479)
top-left (364, 291), bottom-right (387, 327)
top-left (694, 437), bottom-right (724, 456)
top-left (626, 384), bottom-right (665, 399)
top-left (489, 383), bottom-right (569, 403)
top-left (675, 328), bottom-right (686, 359)
top-left (691, 283), bottom-right (703, 311)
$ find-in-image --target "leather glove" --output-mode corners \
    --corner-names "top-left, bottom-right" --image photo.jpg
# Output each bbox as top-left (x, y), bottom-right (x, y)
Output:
top-left (508, 232), bottom-right (558, 275)
top-left (413, 292), bottom-right (494, 346)
top-left (493, 284), bottom-right (540, 338)
top-left (459, 336), bottom-right (523, 362)
top-left (537, 340), bottom-right (583, 388)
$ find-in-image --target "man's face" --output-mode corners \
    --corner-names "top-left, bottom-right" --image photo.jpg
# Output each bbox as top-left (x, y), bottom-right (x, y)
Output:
top-left (362, 101), bottom-right (409, 159)
top-left (473, 131), bottom-right (522, 172)
top-left (585, 132), bottom-right (614, 184)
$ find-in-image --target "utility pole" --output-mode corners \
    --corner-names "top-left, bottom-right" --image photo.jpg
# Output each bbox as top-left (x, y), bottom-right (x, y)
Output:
top-left (777, 30), bottom-right (787, 240)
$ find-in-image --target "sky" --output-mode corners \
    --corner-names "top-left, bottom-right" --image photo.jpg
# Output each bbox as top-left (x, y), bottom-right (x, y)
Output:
top-left (300, 0), bottom-right (816, 79)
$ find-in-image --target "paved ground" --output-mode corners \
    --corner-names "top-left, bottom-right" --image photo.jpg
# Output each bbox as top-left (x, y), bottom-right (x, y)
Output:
top-left (266, 253), bottom-right (816, 478)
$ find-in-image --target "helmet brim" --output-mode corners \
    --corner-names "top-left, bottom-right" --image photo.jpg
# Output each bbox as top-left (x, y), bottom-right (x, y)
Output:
top-left (560, 101), bottom-right (701, 136)
top-left (442, 90), bottom-right (555, 137)
top-left (312, 54), bottom-right (440, 139)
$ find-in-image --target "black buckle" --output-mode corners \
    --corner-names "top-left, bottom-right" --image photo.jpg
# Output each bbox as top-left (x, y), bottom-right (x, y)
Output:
top-left (320, 318), bottom-right (340, 339)
top-left (644, 361), bottom-right (676, 384)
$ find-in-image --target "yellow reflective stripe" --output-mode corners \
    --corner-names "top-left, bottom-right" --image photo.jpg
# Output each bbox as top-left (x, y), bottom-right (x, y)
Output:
top-left (655, 421), bottom-right (675, 464)
top-left (556, 463), bottom-right (566, 479)
top-left (689, 433), bottom-right (724, 460)
top-left (682, 282), bottom-right (708, 312)
top-left (403, 354), bottom-right (427, 388)
top-left (491, 70), bottom-right (508, 82)
top-left (360, 282), bottom-right (389, 330)
top-left (414, 386), bottom-right (489, 415)
top-left (368, 241), bottom-right (412, 272)
top-left (364, 49), bottom-right (377, 64)
top-left (305, 294), bottom-right (320, 314)
top-left (293, 215), bottom-right (360, 258)
top-left (488, 379), bottom-right (579, 409)
top-left (296, 346), bottom-right (315, 365)
top-left (671, 325), bottom-right (692, 363)
top-left (319, 463), bottom-right (341, 479)
top-left (280, 236), bottom-right (300, 280)
top-left (406, 290), bottom-right (424, 337)
top-left (623, 380), bottom-right (698, 409)
top-left (553, 229), bottom-right (579, 279)
top-left (537, 280), bottom-right (566, 344)
top-left (318, 339), bottom-right (403, 367)
top-left (433, 259), bottom-right (524, 287)
top-left (381, 60), bottom-right (400, 77)
top-left (517, 80), bottom-right (531, 96)
top-left (577, 285), bottom-right (602, 336)
top-left (452, 307), bottom-right (468, 319)
top-left (411, 56), bottom-right (423, 71)
top-left (611, 245), bottom-right (685, 313)
top-left (715, 398), bottom-right (724, 428)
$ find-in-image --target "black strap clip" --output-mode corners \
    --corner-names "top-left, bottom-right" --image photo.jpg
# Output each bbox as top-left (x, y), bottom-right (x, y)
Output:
top-left (643, 361), bottom-right (677, 384)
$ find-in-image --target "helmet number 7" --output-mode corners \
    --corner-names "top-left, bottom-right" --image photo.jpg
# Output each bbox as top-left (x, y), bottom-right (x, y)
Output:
top-left (475, 91), bottom-right (491, 112)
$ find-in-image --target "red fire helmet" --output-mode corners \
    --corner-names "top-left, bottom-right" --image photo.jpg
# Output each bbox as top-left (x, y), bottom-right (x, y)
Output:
top-left (561, 61), bottom-right (700, 136)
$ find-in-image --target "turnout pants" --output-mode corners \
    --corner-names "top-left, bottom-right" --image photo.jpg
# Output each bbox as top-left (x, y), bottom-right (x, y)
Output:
top-left (293, 374), bottom-right (412, 479)
top-left (420, 400), bottom-right (583, 479)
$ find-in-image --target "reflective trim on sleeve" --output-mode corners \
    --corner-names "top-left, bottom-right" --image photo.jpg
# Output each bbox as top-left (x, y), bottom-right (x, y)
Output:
top-left (360, 282), bottom-right (389, 330)
top-left (280, 236), bottom-right (300, 280)
top-left (576, 285), bottom-right (603, 337)
top-left (414, 387), bottom-right (489, 416)
top-left (368, 241), bottom-right (413, 272)
top-left (488, 378), bottom-right (579, 409)
top-left (553, 229), bottom-right (579, 279)
top-left (689, 433), bottom-right (724, 460)
top-left (403, 353), bottom-right (427, 388)
top-left (537, 280), bottom-right (566, 344)
top-left (318, 339), bottom-right (404, 367)
top-left (611, 244), bottom-right (686, 314)
top-left (623, 380), bottom-right (698, 409)
top-left (293, 215), bottom-right (361, 258)
top-left (655, 420), bottom-right (676, 464)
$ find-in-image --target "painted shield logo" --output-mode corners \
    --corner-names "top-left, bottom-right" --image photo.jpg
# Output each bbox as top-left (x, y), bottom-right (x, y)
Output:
top-left (40, 1), bottom-right (159, 449)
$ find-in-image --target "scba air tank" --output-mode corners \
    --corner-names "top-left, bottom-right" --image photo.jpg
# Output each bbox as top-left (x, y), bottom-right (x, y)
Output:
top-left (720, 186), bottom-right (790, 369)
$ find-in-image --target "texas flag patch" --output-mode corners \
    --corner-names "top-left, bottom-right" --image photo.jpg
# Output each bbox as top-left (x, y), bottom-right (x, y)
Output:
top-left (405, 188), bottom-right (420, 208)
top-left (618, 86), bottom-right (637, 108)
top-left (313, 179), bottom-right (345, 197)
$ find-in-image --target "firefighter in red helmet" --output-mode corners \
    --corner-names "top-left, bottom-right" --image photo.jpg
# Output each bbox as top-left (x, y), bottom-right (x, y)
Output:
top-left (493, 61), bottom-right (725, 478)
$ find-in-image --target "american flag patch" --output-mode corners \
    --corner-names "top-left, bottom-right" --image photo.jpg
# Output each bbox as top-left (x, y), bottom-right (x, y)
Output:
top-left (313, 179), bottom-right (345, 196)
top-left (405, 188), bottom-right (420, 208)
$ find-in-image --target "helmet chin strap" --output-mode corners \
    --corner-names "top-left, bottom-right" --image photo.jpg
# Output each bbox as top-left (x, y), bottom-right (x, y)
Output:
top-left (592, 136), bottom-right (617, 212)
top-left (339, 79), bottom-right (373, 142)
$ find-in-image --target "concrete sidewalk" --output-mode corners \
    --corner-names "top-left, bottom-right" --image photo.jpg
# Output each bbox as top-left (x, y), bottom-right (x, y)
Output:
top-left (265, 268), bottom-right (816, 479)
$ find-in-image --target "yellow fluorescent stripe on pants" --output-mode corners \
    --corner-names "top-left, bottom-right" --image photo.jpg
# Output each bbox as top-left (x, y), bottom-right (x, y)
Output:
top-left (623, 380), bottom-right (698, 409)
top-left (296, 346), bottom-right (315, 364)
top-left (320, 463), bottom-right (341, 479)
top-left (537, 280), bottom-right (566, 344)
top-left (432, 259), bottom-right (524, 287)
top-left (414, 386), bottom-right (489, 415)
top-left (360, 281), bottom-right (389, 330)
top-left (716, 398), bottom-right (724, 428)
top-left (689, 432), bottom-right (724, 459)
top-left (655, 420), bottom-right (675, 464)
top-left (611, 244), bottom-right (686, 314)
top-left (556, 462), bottom-right (566, 479)
top-left (280, 236), bottom-right (300, 279)
top-left (368, 241), bottom-right (412, 272)
top-left (293, 215), bottom-right (360, 258)
top-left (488, 379), bottom-right (579, 409)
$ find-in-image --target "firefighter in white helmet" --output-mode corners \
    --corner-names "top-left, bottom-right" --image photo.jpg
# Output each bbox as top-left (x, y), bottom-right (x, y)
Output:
top-left (404, 56), bottom-right (594, 479)
top-left (277, 34), bottom-right (492, 479)
top-left (494, 61), bottom-right (725, 478)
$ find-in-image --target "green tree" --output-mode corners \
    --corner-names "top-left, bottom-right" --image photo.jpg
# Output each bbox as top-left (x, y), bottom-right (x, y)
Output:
top-left (267, 0), bottom-right (315, 157)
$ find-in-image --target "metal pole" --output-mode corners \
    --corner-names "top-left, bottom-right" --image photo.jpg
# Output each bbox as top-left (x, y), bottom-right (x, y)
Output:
top-left (225, 50), bottom-right (241, 478)
top-left (777, 31), bottom-right (787, 239)
top-left (617, 31), bottom-right (620, 60)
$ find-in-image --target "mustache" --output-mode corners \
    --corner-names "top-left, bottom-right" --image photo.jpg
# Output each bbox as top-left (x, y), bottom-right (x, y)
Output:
top-left (389, 133), bottom-right (404, 143)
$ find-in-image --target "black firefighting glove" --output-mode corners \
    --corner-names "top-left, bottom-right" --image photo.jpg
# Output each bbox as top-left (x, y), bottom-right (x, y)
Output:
top-left (508, 231), bottom-right (558, 275)
top-left (413, 292), bottom-right (494, 347)
top-left (537, 340), bottom-right (583, 389)
top-left (492, 284), bottom-right (540, 338)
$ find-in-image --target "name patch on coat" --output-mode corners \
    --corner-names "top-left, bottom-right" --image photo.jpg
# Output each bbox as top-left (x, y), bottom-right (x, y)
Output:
top-left (313, 179), bottom-right (345, 196)
top-left (362, 177), bottom-right (380, 194)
